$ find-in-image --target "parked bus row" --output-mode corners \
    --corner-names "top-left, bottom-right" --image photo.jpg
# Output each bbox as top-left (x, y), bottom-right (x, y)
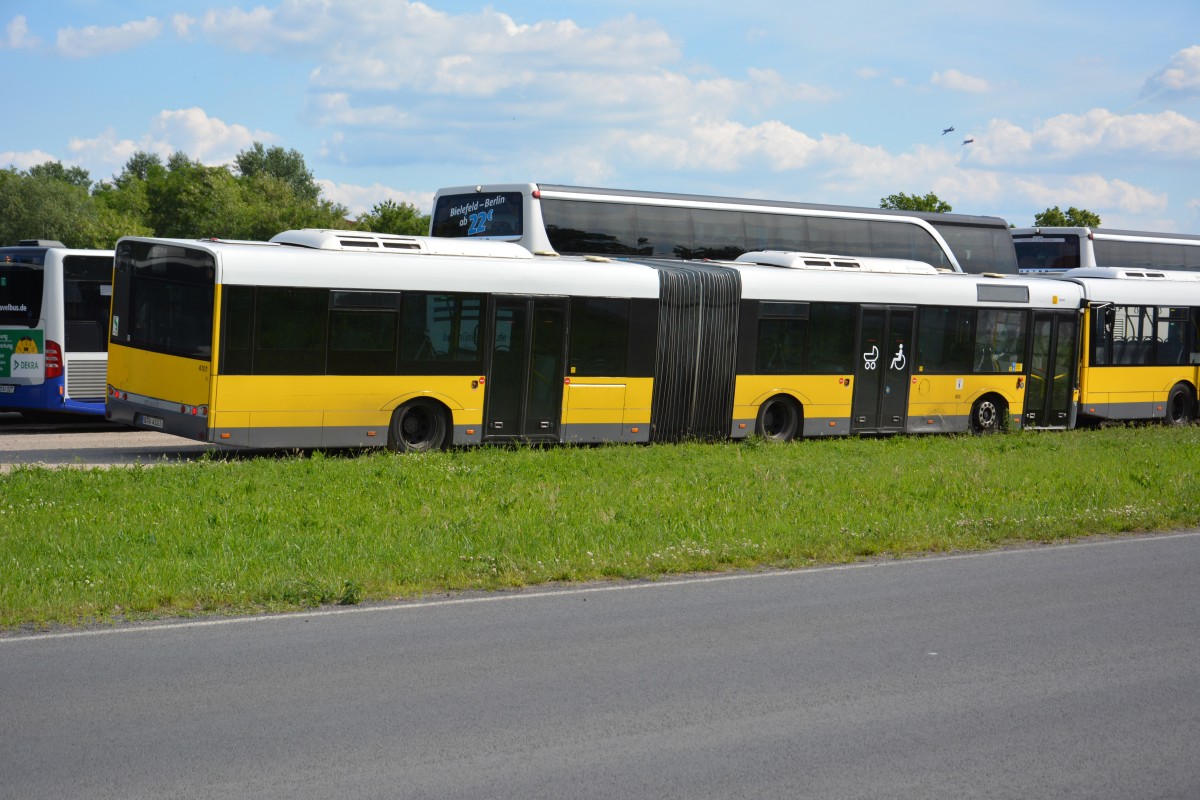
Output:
top-left (98, 230), bottom-right (1200, 452)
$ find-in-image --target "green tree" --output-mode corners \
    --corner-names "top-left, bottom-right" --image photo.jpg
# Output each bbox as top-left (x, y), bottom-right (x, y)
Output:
top-left (880, 192), bottom-right (952, 213)
top-left (1033, 206), bottom-right (1101, 228)
top-left (234, 142), bottom-right (321, 203)
top-left (0, 163), bottom-right (99, 247)
top-left (355, 199), bottom-right (430, 235)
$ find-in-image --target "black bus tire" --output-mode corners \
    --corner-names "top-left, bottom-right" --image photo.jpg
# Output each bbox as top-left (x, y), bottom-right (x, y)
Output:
top-left (389, 400), bottom-right (449, 453)
top-left (969, 395), bottom-right (1007, 435)
top-left (755, 396), bottom-right (802, 442)
top-left (1166, 383), bottom-right (1196, 426)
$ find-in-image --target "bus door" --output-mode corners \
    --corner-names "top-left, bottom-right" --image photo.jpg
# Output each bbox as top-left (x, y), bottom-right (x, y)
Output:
top-left (852, 306), bottom-right (915, 433)
top-left (484, 296), bottom-right (567, 441)
top-left (1024, 310), bottom-right (1078, 428)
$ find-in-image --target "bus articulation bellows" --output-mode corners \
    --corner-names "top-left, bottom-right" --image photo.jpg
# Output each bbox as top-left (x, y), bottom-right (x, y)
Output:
top-left (106, 231), bottom-right (1086, 450)
top-left (1, 240), bottom-right (113, 417)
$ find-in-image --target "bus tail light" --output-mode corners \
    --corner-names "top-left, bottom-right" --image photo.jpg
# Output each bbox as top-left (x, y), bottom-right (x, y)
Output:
top-left (45, 340), bottom-right (63, 379)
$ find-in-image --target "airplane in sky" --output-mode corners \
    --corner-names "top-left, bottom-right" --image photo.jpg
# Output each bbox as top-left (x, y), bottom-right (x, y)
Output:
top-left (942, 126), bottom-right (955, 135)
top-left (961, 137), bottom-right (975, 145)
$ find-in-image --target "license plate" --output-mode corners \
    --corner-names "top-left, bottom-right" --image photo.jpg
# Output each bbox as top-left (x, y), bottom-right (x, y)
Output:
top-left (0, 385), bottom-right (13, 394)
top-left (141, 414), bottom-right (164, 429)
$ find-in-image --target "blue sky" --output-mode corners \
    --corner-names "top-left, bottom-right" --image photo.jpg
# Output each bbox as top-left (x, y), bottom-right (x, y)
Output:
top-left (4, 1), bottom-right (1200, 231)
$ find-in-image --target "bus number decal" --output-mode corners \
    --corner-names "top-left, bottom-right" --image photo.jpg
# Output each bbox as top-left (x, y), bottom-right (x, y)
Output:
top-left (467, 209), bottom-right (494, 235)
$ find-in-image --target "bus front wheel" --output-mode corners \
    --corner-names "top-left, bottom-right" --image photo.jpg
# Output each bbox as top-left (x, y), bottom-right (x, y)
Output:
top-left (969, 395), bottom-right (1007, 435)
top-left (1166, 384), bottom-right (1195, 426)
top-left (389, 400), bottom-right (448, 453)
top-left (755, 396), bottom-right (801, 442)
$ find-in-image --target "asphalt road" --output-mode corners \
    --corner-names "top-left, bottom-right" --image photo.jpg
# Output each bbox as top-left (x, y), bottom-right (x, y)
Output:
top-left (0, 412), bottom-right (218, 470)
top-left (3, 532), bottom-right (1198, 799)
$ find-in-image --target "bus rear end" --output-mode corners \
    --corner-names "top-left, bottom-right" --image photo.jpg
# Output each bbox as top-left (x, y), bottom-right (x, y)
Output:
top-left (106, 239), bottom-right (216, 440)
top-left (1, 243), bottom-right (113, 417)
top-left (1013, 227), bottom-right (1090, 274)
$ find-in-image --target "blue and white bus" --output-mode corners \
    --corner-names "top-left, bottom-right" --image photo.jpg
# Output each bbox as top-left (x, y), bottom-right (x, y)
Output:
top-left (1, 241), bottom-right (113, 417)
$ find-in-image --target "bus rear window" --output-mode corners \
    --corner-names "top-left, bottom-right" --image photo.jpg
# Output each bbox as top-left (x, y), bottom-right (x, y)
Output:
top-left (431, 192), bottom-right (523, 238)
top-left (111, 241), bottom-right (215, 360)
top-left (63, 255), bottom-right (113, 353)
top-left (0, 264), bottom-right (44, 326)
top-left (1014, 236), bottom-right (1081, 272)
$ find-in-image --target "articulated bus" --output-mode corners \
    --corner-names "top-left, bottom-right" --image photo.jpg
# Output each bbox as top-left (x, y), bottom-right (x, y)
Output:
top-left (430, 183), bottom-right (1020, 275)
top-left (1, 241), bottom-right (113, 417)
top-left (1014, 227), bottom-right (1200, 275)
top-left (1057, 267), bottom-right (1200, 425)
top-left (105, 231), bottom-right (1082, 450)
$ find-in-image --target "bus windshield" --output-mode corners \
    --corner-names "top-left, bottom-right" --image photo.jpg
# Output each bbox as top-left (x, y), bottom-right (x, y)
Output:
top-left (111, 240), bottom-right (215, 359)
top-left (0, 254), bottom-right (45, 327)
top-left (430, 191), bottom-right (524, 239)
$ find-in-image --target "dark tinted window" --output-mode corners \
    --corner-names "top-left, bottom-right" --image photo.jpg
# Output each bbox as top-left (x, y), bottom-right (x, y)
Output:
top-left (1095, 240), bottom-right (1151, 269)
top-left (220, 286), bottom-right (254, 374)
top-left (63, 255), bottom-right (113, 352)
top-left (569, 297), bottom-right (630, 376)
top-left (755, 301), bottom-right (808, 374)
top-left (636, 205), bottom-right (692, 257)
top-left (112, 241), bottom-right (215, 360)
top-left (253, 288), bottom-right (327, 374)
top-left (806, 303), bottom-right (856, 373)
top-left (691, 209), bottom-right (745, 260)
top-left (400, 293), bottom-right (484, 367)
top-left (543, 199), bottom-right (640, 255)
top-left (329, 310), bottom-right (398, 375)
top-left (1014, 236), bottom-right (1081, 272)
top-left (917, 307), bottom-right (974, 373)
top-left (430, 192), bottom-right (523, 238)
top-left (934, 223), bottom-right (1017, 274)
top-left (744, 213), bottom-right (807, 251)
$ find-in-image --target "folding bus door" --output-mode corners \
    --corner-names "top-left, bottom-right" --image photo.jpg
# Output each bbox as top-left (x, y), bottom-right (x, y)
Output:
top-left (484, 297), bottom-right (568, 442)
top-left (1023, 310), bottom-right (1078, 428)
top-left (851, 306), bottom-right (915, 434)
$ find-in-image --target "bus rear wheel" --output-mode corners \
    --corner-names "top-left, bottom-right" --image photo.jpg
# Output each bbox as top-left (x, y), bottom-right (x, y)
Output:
top-left (969, 395), bottom-right (1007, 435)
top-left (389, 400), bottom-right (448, 453)
top-left (755, 396), bottom-right (801, 442)
top-left (1166, 384), bottom-right (1195, 426)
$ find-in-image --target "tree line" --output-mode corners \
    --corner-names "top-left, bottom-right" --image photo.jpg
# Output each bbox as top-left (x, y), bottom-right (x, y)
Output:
top-left (0, 142), bottom-right (430, 249)
top-left (0, 151), bottom-right (1104, 250)
top-left (880, 192), bottom-right (1102, 228)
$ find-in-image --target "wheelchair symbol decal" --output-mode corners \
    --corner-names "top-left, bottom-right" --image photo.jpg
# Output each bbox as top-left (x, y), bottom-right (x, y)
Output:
top-left (890, 343), bottom-right (907, 371)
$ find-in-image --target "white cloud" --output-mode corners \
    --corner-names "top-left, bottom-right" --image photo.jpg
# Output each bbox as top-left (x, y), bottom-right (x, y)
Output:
top-left (1, 149), bottom-right (59, 170)
top-left (1142, 45), bottom-right (1200, 99)
top-left (56, 16), bottom-right (163, 58)
top-left (931, 69), bottom-right (990, 93)
top-left (317, 180), bottom-right (433, 216)
top-left (1008, 174), bottom-right (1167, 216)
top-left (3, 15), bottom-right (39, 50)
top-left (64, 109), bottom-right (274, 179)
top-left (172, 14), bottom-right (197, 38)
top-left (148, 108), bottom-right (273, 164)
top-left (967, 108), bottom-right (1200, 166)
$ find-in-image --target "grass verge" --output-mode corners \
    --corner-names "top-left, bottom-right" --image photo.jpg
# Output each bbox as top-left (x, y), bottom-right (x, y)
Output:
top-left (2, 425), bottom-right (1198, 630)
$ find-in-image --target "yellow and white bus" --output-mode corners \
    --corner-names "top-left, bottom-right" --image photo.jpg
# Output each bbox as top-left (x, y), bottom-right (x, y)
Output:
top-left (1058, 267), bottom-right (1200, 425)
top-left (105, 231), bottom-right (1084, 449)
top-left (431, 183), bottom-right (1020, 274)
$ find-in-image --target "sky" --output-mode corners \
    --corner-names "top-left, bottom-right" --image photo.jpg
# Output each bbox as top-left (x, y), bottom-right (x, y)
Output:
top-left (3, 0), bottom-right (1200, 232)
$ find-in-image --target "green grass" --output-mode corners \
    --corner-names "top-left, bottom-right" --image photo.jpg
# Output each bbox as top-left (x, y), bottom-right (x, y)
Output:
top-left (3, 425), bottom-right (1199, 630)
